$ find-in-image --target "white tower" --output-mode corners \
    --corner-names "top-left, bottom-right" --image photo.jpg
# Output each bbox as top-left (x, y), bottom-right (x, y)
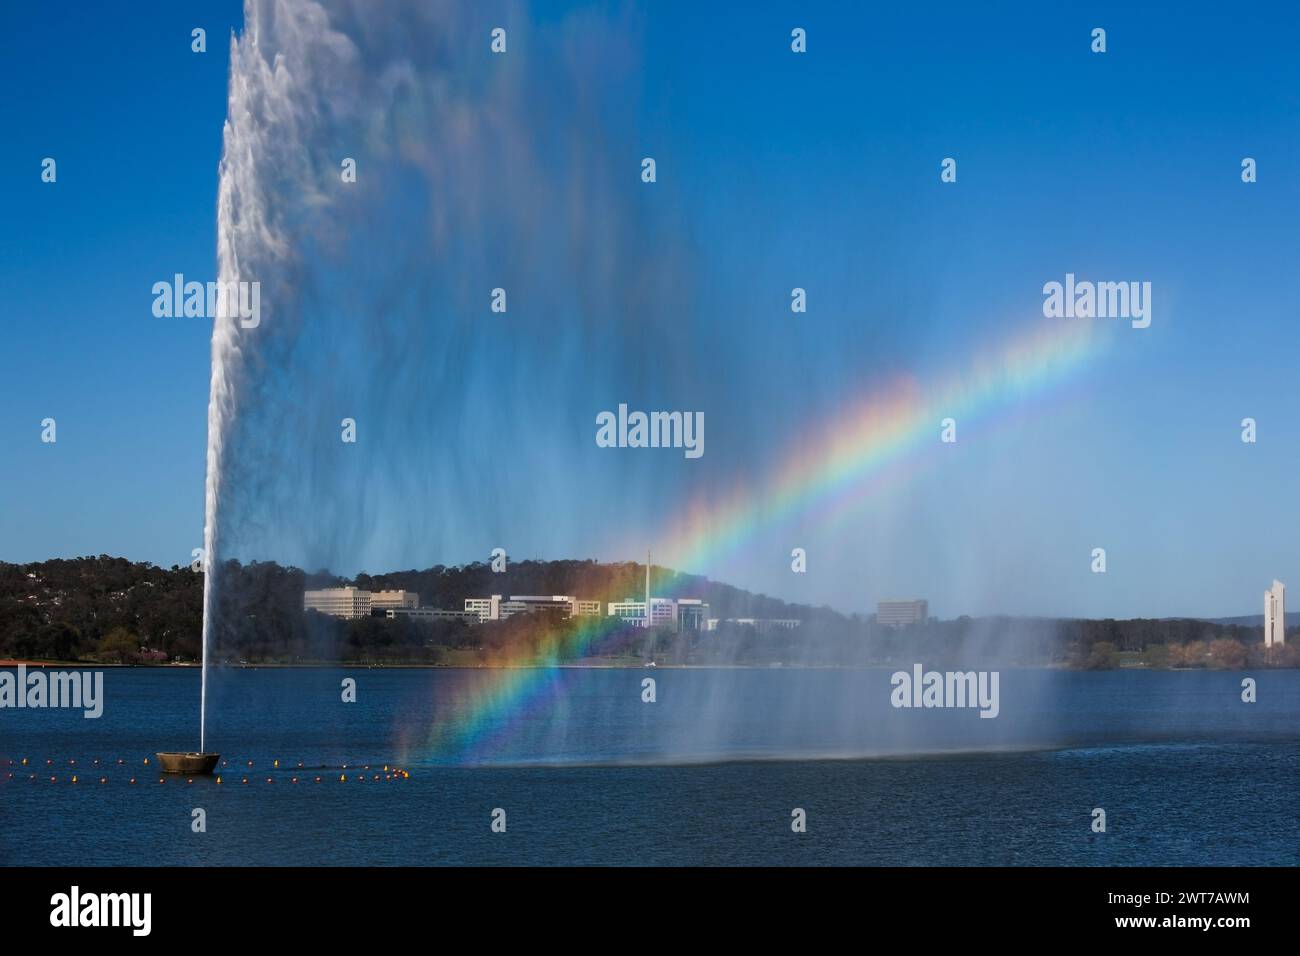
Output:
top-left (1264, 580), bottom-right (1286, 647)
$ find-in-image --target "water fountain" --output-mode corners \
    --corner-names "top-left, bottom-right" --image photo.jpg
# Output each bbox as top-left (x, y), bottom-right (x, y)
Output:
top-left (154, 751), bottom-right (220, 774)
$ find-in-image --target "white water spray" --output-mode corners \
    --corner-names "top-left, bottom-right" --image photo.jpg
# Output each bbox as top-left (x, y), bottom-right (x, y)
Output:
top-left (197, 1), bottom-right (700, 751)
top-left (200, 0), bottom-right (349, 749)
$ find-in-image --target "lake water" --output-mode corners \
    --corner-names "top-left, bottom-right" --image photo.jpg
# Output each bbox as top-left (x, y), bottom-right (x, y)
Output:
top-left (3, 667), bottom-right (1297, 865)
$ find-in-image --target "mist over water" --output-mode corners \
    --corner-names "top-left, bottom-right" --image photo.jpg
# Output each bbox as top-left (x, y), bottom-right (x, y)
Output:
top-left (200, 2), bottom-right (1107, 763)
top-left (206, 0), bottom-right (706, 579)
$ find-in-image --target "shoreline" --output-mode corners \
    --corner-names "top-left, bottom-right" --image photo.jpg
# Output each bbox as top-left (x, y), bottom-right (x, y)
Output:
top-left (1, 659), bottom-right (1293, 672)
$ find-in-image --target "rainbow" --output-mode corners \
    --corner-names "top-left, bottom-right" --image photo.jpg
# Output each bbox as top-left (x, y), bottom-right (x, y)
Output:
top-left (400, 317), bottom-right (1112, 764)
top-left (654, 318), bottom-right (1110, 575)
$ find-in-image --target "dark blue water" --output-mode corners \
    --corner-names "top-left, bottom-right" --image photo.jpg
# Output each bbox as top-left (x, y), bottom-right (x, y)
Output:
top-left (3, 667), bottom-right (1297, 865)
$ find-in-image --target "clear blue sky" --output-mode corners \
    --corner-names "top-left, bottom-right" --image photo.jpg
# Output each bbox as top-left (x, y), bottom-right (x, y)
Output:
top-left (3, 1), bottom-right (1298, 619)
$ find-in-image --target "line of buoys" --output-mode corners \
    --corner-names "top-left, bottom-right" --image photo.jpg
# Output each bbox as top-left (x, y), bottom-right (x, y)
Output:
top-left (12, 758), bottom-right (411, 784)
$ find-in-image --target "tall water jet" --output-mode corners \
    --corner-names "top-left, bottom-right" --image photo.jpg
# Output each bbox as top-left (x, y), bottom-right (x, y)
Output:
top-left (193, 0), bottom-right (698, 610)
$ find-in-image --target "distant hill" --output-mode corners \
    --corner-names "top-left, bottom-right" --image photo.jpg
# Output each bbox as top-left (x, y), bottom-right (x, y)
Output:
top-left (1195, 612), bottom-right (1300, 627)
top-left (0, 555), bottom-right (842, 663)
top-left (351, 558), bottom-right (846, 625)
top-left (1, 556), bottom-right (1294, 668)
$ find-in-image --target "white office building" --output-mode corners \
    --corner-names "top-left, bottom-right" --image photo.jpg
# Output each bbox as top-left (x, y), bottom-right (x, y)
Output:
top-left (465, 595), bottom-right (505, 622)
top-left (464, 594), bottom-right (601, 623)
top-left (732, 617), bottom-right (802, 632)
top-left (703, 617), bottom-right (802, 632)
top-left (877, 599), bottom-right (928, 627)
top-left (608, 597), bottom-right (679, 629)
top-left (386, 608), bottom-right (477, 623)
top-left (371, 589), bottom-right (419, 611)
top-left (304, 586), bottom-right (373, 620)
top-left (675, 598), bottom-right (711, 632)
top-left (304, 586), bottom-right (421, 620)
top-left (1265, 580), bottom-right (1286, 647)
top-left (509, 595), bottom-right (587, 618)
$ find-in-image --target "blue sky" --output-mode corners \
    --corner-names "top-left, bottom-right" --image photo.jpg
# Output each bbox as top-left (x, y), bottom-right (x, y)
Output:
top-left (3, 1), bottom-right (1298, 619)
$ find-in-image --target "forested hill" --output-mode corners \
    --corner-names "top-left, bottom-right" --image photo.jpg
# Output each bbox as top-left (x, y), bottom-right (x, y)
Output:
top-left (1, 556), bottom-right (1292, 668)
top-left (0, 555), bottom-right (844, 662)
top-left (351, 559), bottom-right (831, 622)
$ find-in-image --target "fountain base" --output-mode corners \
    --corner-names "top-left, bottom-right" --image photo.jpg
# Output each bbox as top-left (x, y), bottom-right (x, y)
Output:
top-left (155, 752), bottom-right (221, 775)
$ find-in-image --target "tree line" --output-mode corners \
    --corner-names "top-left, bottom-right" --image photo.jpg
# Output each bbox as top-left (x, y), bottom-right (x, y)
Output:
top-left (0, 556), bottom-right (1292, 668)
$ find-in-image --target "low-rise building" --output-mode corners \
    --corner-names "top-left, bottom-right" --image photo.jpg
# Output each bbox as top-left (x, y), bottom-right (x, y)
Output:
top-left (877, 599), bottom-right (928, 628)
top-left (386, 608), bottom-right (477, 623)
top-left (676, 598), bottom-right (711, 632)
top-left (371, 589), bottom-right (419, 611)
top-left (608, 597), bottom-right (712, 631)
top-left (730, 617), bottom-right (802, 632)
top-left (304, 586), bottom-right (373, 620)
top-left (305, 586), bottom-right (421, 619)
top-left (608, 597), bottom-right (677, 628)
top-left (465, 594), bottom-right (603, 622)
top-left (509, 595), bottom-right (585, 619)
top-left (705, 617), bottom-right (802, 633)
top-left (465, 595), bottom-right (505, 622)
